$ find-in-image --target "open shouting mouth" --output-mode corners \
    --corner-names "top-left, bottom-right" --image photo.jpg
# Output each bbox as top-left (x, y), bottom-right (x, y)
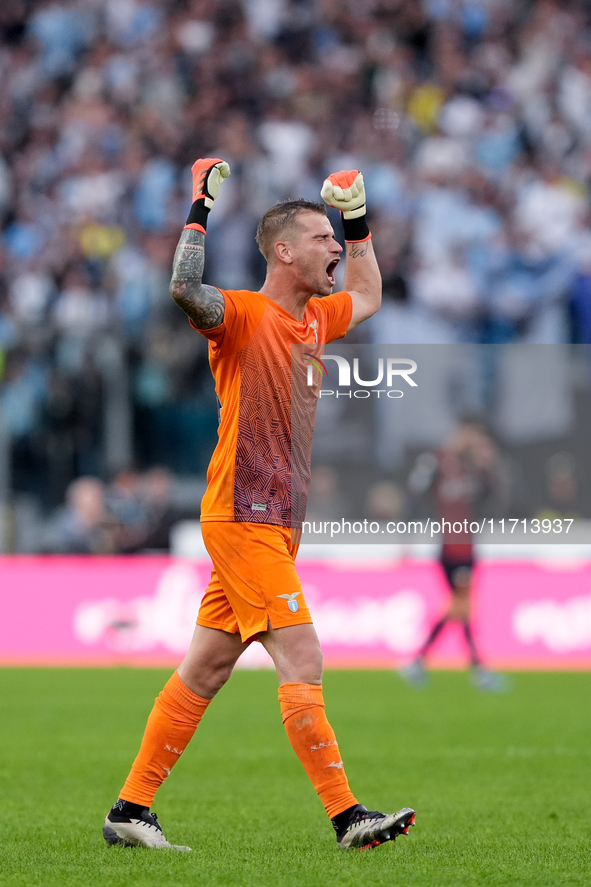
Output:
top-left (326, 258), bottom-right (339, 286)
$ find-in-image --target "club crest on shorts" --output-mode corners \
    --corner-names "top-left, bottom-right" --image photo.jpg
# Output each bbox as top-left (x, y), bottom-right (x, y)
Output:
top-left (277, 592), bottom-right (301, 613)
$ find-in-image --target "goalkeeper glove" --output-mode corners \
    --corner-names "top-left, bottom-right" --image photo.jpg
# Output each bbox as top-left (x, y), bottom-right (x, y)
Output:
top-left (185, 157), bottom-right (231, 233)
top-left (320, 169), bottom-right (370, 242)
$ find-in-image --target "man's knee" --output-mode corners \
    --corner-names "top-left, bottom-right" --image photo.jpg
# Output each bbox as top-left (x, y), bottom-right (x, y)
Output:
top-left (291, 644), bottom-right (323, 683)
top-left (260, 624), bottom-right (324, 684)
top-left (178, 657), bottom-right (234, 698)
top-left (205, 660), bottom-right (235, 695)
top-left (304, 648), bottom-right (324, 684)
top-left (177, 625), bottom-right (246, 698)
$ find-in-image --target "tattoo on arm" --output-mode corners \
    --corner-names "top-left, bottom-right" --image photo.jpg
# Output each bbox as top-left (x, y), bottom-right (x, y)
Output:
top-left (348, 241), bottom-right (369, 259)
top-left (169, 229), bottom-right (225, 329)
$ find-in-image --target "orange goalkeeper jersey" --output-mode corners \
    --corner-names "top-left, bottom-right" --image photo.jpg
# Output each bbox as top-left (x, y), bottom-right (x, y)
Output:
top-left (193, 288), bottom-right (352, 527)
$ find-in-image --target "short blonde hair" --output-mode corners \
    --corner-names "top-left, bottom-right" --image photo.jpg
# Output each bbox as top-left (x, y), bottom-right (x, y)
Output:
top-left (256, 199), bottom-right (327, 260)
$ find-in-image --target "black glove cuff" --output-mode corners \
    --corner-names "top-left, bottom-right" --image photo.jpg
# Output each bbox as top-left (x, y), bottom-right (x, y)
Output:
top-left (185, 200), bottom-right (210, 231)
top-left (341, 213), bottom-right (370, 242)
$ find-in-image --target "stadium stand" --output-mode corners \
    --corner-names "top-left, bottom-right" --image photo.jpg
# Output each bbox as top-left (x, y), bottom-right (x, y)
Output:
top-left (1, 0), bottom-right (591, 549)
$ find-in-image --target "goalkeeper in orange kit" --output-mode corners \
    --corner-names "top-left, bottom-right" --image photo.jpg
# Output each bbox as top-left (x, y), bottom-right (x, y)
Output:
top-left (102, 160), bottom-right (416, 851)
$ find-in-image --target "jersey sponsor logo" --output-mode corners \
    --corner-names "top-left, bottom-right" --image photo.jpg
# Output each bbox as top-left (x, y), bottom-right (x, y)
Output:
top-left (277, 591), bottom-right (301, 612)
top-left (251, 503), bottom-right (267, 511)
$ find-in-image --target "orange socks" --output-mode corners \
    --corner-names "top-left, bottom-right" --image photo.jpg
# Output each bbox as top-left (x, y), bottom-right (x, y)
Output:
top-left (119, 675), bottom-right (355, 818)
top-left (120, 671), bottom-right (210, 808)
top-left (279, 682), bottom-right (357, 820)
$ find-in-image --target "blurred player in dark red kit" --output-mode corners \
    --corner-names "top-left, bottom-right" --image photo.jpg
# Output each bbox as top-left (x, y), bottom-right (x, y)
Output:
top-left (400, 421), bottom-right (509, 692)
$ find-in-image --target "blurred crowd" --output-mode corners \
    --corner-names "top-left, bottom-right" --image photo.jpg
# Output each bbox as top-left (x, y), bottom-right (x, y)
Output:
top-left (44, 466), bottom-right (202, 553)
top-left (2, 0), bottom-right (591, 545)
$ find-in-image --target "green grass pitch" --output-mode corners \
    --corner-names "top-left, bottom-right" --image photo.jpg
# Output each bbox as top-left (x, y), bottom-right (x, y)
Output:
top-left (0, 668), bottom-right (589, 886)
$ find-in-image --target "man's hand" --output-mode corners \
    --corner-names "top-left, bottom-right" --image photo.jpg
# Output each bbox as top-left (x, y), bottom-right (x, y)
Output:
top-left (321, 170), bottom-right (366, 219)
top-left (191, 158), bottom-right (231, 208)
top-left (186, 158), bottom-right (231, 232)
top-left (171, 158), bottom-right (230, 328)
top-left (321, 168), bottom-right (379, 328)
top-left (321, 169), bottom-right (369, 244)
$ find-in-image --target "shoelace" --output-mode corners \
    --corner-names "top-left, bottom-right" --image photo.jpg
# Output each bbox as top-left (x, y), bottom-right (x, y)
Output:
top-left (348, 811), bottom-right (383, 830)
top-left (145, 811), bottom-right (162, 831)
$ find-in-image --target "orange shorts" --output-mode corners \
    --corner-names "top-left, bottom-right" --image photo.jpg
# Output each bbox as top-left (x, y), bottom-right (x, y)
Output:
top-left (197, 522), bottom-right (312, 643)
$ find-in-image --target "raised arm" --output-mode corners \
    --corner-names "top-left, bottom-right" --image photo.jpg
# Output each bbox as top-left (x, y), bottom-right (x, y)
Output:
top-left (170, 228), bottom-right (225, 329)
top-left (169, 157), bottom-right (230, 330)
top-left (321, 170), bottom-right (381, 330)
top-left (341, 233), bottom-right (381, 330)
